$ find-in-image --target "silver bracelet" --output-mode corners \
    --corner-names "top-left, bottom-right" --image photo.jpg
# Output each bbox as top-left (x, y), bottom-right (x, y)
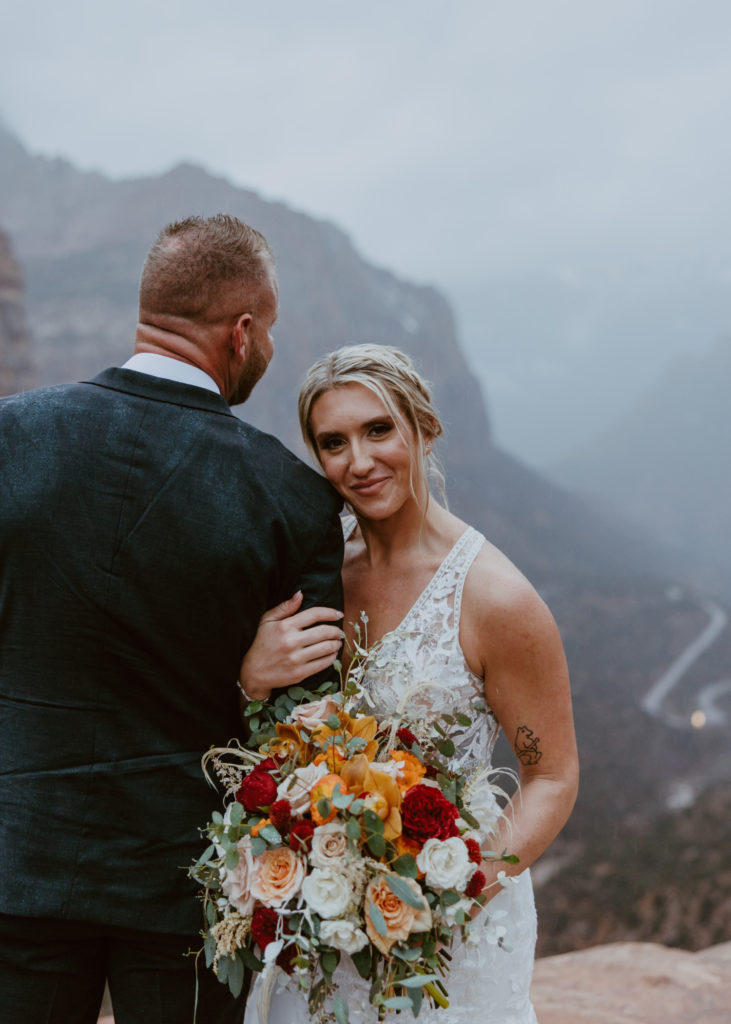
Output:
top-left (236, 679), bottom-right (256, 703)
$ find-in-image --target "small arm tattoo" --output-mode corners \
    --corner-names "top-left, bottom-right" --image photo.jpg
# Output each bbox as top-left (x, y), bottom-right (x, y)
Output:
top-left (514, 725), bottom-right (542, 765)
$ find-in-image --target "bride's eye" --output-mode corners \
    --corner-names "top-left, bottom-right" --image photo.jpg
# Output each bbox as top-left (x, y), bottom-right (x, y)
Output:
top-left (319, 436), bottom-right (345, 452)
top-left (369, 422), bottom-right (392, 438)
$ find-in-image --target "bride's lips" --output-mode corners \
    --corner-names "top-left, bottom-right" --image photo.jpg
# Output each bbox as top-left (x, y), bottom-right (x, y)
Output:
top-left (348, 477), bottom-right (389, 497)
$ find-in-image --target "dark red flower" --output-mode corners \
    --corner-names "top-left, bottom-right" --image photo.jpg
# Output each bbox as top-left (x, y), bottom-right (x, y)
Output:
top-left (465, 838), bottom-right (482, 865)
top-left (465, 870), bottom-right (486, 899)
top-left (396, 727), bottom-right (418, 749)
top-left (424, 763), bottom-right (438, 779)
top-left (237, 771), bottom-right (277, 812)
top-left (270, 799), bottom-right (292, 834)
top-left (251, 906), bottom-right (278, 950)
top-left (401, 783), bottom-right (460, 843)
top-left (288, 819), bottom-right (315, 853)
top-left (253, 758), bottom-right (278, 774)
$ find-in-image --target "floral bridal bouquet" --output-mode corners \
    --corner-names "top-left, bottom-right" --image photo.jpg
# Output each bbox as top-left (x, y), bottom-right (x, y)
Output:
top-left (190, 637), bottom-right (517, 1022)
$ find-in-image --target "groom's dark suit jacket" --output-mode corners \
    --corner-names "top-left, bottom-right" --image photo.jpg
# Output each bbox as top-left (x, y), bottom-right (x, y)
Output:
top-left (0, 368), bottom-right (343, 935)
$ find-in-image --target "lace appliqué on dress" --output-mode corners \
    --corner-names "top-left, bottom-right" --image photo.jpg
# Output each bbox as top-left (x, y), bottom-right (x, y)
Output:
top-left (245, 523), bottom-right (539, 1024)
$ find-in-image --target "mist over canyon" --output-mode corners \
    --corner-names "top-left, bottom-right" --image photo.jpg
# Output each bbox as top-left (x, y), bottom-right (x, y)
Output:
top-left (1, 124), bottom-right (729, 956)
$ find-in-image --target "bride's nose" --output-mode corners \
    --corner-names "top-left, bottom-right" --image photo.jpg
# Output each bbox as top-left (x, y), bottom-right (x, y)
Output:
top-left (349, 441), bottom-right (375, 475)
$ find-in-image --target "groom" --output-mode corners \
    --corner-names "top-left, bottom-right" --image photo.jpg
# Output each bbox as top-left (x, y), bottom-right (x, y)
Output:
top-left (0, 214), bottom-right (343, 1023)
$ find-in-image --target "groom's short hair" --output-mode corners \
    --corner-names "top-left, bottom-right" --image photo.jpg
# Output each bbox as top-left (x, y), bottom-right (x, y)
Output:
top-left (139, 214), bottom-right (274, 324)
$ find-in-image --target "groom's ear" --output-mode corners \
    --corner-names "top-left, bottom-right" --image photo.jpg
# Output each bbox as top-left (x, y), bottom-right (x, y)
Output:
top-left (230, 312), bottom-right (253, 357)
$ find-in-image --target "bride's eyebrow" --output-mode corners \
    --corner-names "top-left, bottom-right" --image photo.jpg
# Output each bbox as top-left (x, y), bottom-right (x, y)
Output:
top-left (315, 417), bottom-right (394, 445)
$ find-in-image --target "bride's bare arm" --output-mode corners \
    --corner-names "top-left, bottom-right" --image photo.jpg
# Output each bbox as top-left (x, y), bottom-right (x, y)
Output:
top-left (460, 550), bottom-right (579, 902)
top-left (239, 591), bottom-right (344, 702)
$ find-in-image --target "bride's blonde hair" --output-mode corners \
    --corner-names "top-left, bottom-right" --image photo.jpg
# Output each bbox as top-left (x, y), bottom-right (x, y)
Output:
top-left (298, 343), bottom-right (446, 506)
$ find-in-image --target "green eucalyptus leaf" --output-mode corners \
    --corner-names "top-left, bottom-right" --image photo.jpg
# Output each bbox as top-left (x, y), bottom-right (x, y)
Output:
top-left (204, 933), bottom-right (217, 968)
top-left (383, 996), bottom-right (414, 1010)
top-left (251, 836), bottom-right (267, 857)
top-left (385, 874), bottom-right (425, 910)
top-left (456, 713), bottom-right (472, 727)
top-left (367, 833), bottom-right (386, 857)
top-left (363, 809), bottom-right (384, 835)
top-left (326, 714), bottom-right (341, 730)
top-left (368, 900), bottom-right (388, 937)
top-left (351, 945), bottom-right (372, 980)
top-left (400, 974), bottom-right (439, 987)
top-left (332, 994), bottom-right (349, 1024)
top-left (228, 803), bottom-right (243, 827)
top-left (225, 847), bottom-right (239, 870)
top-left (259, 824), bottom-right (282, 844)
top-left (227, 954), bottom-right (244, 998)
top-left (391, 853), bottom-right (417, 878)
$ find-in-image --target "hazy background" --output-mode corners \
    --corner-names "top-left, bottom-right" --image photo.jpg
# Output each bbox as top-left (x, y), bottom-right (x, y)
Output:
top-left (2, 0), bottom-right (731, 964)
top-left (4, 0), bottom-right (731, 468)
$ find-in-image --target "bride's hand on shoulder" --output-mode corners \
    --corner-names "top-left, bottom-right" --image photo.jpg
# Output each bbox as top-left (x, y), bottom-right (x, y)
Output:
top-left (239, 591), bottom-right (344, 702)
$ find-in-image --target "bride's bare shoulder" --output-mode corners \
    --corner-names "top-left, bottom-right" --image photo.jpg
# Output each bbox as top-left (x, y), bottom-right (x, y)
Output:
top-left (461, 537), bottom-right (559, 662)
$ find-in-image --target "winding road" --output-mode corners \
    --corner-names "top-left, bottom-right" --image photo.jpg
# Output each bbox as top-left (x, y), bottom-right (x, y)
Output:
top-left (641, 597), bottom-right (731, 729)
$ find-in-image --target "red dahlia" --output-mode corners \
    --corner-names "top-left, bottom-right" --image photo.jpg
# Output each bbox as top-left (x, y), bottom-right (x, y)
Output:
top-left (465, 838), bottom-right (482, 865)
top-left (396, 727), bottom-right (418, 748)
top-left (401, 783), bottom-right (460, 843)
top-left (270, 799), bottom-right (292, 834)
top-left (465, 870), bottom-right (486, 899)
top-left (236, 771), bottom-right (277, 812)
top-left (250, 906), bottom-right (278, 950)
top-left (288, 819), bottom-right (315, 853)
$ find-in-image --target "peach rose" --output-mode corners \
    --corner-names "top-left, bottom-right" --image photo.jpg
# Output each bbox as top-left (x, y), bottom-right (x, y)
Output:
top-left (249, 847), bottom-right (305, 907)
top-left (364, 874), bottom-right (431, 955)
top-left (291, 697), bottom-right (340, 732)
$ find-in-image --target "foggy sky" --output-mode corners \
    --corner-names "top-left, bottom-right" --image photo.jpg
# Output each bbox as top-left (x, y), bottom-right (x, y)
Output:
top-left (2, 0), bottom-right (731, 466)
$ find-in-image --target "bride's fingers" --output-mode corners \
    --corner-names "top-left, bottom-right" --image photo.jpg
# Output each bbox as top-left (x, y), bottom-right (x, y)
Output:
top-left (297, 639), bottom-right (342, 664)
top-left (299, 624), bottom-right (345, 648)
top-left (287, 606), bottom-right (344, 630)
top-left (289, 651), bottom-right (342, 684)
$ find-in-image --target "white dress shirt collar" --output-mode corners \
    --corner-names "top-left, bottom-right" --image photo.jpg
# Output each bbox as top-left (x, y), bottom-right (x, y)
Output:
top-left (122, 354), bottom-right (220, 395)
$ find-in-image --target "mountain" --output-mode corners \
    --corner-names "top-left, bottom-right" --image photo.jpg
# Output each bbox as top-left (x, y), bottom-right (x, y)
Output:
top-left (0, 123), bottom-right (666, 587)
top-left (555, 338), bottom-right (731, 590)
top-left (0, 227), bottom-right (34, 396)
top-left (2, 125), bottom-right (729, 957)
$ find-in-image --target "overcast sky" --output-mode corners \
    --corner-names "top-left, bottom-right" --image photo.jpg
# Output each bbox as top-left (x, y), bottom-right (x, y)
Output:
top-left (3, 0), bottom-right (731, 465)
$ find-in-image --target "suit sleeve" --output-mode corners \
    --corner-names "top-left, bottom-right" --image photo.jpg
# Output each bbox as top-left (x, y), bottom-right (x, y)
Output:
top-left (294, 502), bottom-right (344, 689)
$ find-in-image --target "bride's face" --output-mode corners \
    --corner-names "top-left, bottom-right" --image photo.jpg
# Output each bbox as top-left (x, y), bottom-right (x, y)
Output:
top-left (309, 382), bottom-right (420, 519)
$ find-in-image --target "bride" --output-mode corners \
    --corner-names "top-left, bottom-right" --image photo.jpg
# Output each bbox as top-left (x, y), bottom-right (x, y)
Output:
top-left (239, 344), bottom-right (578, 1023)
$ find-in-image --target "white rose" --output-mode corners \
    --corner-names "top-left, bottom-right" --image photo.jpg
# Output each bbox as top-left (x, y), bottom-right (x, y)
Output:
top-left (463, 786), bottom-right (502, 837)
top-left (319, 919), bottom-right (369, 954)
top-left (310, 822), bottom-right (349, 869)
top-left (220, 835), bottom-right (256, 915)
top-left (277, 761), bottom-right (329, 815)
top-left (301, 866), bottom-right (352, 919)
top-left (416, 837), bottom-right (475, 892)
top-left (291, 697), bottom-right (340, 731)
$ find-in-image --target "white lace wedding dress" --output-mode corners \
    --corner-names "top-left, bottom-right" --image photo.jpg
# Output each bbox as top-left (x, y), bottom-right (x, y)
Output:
top-left (246, 525), bottom-right (538, 1023)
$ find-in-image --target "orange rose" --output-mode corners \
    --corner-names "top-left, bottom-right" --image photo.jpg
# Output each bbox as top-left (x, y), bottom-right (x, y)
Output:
top-left (364, 874), bottom-right (432, 955)
top-left (388, 750), bottom-right (427, 792)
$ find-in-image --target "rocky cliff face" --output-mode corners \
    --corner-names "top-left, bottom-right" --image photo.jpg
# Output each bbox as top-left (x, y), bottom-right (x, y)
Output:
top-left (0, 127), bottom-right (667, 585)
top-left (2, 126), bottom-right (729, 960)
top-left (0, 228), bottom-right (34, 396)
